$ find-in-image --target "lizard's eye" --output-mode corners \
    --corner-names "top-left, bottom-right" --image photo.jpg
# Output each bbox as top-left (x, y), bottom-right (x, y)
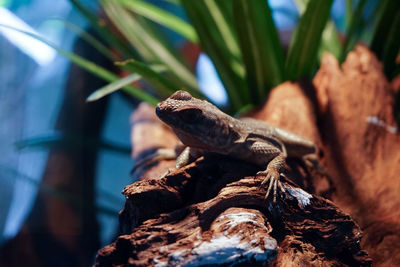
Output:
top-left (169, 90), bottom-right (192, 100)
top-left (178, 109), bottom-right (202, 123)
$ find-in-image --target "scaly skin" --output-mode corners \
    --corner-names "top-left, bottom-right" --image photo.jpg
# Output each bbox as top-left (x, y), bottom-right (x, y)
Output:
top-left (155, 90), bottom-right (317, 202)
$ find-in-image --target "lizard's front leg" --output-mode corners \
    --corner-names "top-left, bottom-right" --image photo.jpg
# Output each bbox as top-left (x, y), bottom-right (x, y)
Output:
top-left (131, 148), bottom-right (177, 176)
top-left (257, 154), bottom-right (286, 202)
top-left (132, 145), bottom-right (202, 179)
top-left (251, 142), bottom-right (286, 202)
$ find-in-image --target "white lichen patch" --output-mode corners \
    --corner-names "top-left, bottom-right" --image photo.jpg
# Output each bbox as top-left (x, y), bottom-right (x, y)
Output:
top-left (218, 212), bottom-right (261, 228)
top-left (153, 258), bottom-right (168, 267)
top-left (366, 116), bottom-right (398, 134)
top-left (181, 234), bottom-right (277, 266)
top-left (285, 186), bottom-right (313, 208)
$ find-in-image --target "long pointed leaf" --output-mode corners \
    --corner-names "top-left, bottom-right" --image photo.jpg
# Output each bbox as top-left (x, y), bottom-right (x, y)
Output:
top-left (319, 21), bottom-right (341, 60)
top-left (68, 0), bottom-right (137, 59)
top-left (286, 0), bottom-right (333, 80)
top-left (117, 0), bottom-right (198, 43)
top-left (294, 0), bottom-right (340, 61)
top-left (233, 0), bottom-right (285, 104)
top-left (340, 0), bottom-right (367, 61)
top-left (181, 0), bottom-right (248, 111)
top-left (370, 0), bottom-right (400, 57)
top-left (370, 0), bottom-right (400, 79)
top-left (101, 1), bottom-right (154, 60)
top-left (47, 18), bottom-right (115, 61)
top-left (204, 0), bottom-right (241, 60)
top-left (15, 134), bottom-right (131, 154)
top-left (1, 165), bottom-right (119, 216)
top-left (101, 1), bottom-right (199, 91)
top-left (163, 0), bottom-right (180, 5)
top-left (381, 13), bottom-right (400, 79)
top-left (115, 59), bottom-right (180, 96)
top-left (0, 24), bottom-right (159, 105)
top-left (87, 73), bottom-right (141, 102)
top-left (87, 64), bottom-right (167, 101)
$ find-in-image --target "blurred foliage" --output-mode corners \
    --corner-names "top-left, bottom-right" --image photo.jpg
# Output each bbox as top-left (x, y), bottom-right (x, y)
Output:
top-left (370, 0), bottom-right (400, 79)
top-left (3, 0), bottom-right (399, 113)
top-left (15, 133), bottom-right (131, 154)
top-left (0, 165), bottom-right (121, 217)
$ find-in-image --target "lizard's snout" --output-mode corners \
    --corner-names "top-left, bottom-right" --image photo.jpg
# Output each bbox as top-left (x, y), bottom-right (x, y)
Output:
top-left (155, 104), bottom-right (164, 118)
top-left (155, 101), bottom-right (173, 122)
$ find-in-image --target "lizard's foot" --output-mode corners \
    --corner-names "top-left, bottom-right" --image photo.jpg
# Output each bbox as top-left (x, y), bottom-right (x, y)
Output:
top-left (257, 168), bottom-right (285, 202)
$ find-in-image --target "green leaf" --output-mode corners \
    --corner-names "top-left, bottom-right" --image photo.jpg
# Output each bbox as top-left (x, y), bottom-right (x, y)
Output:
top-left (345, 0), bottom-right (352, 29)
top-left (370, 0), bottom-right (400, 79)
top-left (381, 14), bottom-right (400, 79)
top-left (87, 64), bottom-right (166, 101)
top-left (340, 0), bottom-right (367, 61)
top-left (117, 0), bottom-right (198, 43)
top-left (293, 0), bottom-right (307, 13)
top-left (100, 0), bottom-right (154, 60)
top-left (163, 0), bottom-right (180, 5)
top-left (0, 165), bottom-right (120, 216)
top-left (68, 0), bottom-right (137, 59)
top-left (181, 0), bottom-right (248, 111)
top-left (233, 0), bottom-right (285, 104)
top-left (101, 1), bottom-right (199, 91)
top-left (286, 0), bottom-right (333, 80)
top-left (396, 91), bottom-right (400, 126)
top-left (87, 73), bottom-right (141, 101)
top-left (0, 24), bottom-right (159, 105)
top-left (15, 134), bottom-right (131, 155)
top-left (370, 0), bottom-right (400, 56)
top-left (319, 21), bottom-right (341, 60)
top-left (294, 0), bottom-right (340, 61)
top-left (204, 0), bottom-right (241, 61)
top-left (46, 18), bottom-right (115, 61)
top-left (207, 0), bottom-right (246, 80)
top-left (115, 59), bottom-right (180, 96)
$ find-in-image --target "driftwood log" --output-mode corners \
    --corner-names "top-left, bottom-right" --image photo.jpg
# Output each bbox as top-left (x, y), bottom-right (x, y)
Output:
top-left (96, 45), bottom-right (399, 266)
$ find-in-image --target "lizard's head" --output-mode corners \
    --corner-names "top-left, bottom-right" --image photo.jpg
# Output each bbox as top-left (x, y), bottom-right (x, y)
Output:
top-left (156, 90), bottom-right (236, 149)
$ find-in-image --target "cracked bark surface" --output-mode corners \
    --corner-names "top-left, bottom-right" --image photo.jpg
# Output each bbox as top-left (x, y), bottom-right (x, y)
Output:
top-left (98, 155), bottom-right (369, 266)
top-left (96, 45), bottom-right (398, 266)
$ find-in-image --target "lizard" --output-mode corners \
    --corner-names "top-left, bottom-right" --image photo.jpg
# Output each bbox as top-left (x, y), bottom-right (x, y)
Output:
top-left (137, 90), bottom-right (321, 202)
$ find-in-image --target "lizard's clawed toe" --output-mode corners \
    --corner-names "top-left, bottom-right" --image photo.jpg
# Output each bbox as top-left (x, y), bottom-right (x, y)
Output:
top-left (257, 168), bottom-right (285, 202)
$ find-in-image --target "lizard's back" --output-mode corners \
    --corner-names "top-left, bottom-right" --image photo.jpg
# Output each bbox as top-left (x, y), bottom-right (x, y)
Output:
top-left (238, 118), bottom-right (316, 158)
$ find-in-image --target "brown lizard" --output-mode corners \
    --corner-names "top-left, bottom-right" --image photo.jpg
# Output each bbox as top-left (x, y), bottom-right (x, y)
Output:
top-left (139, 90), bottom-right (321, 202)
